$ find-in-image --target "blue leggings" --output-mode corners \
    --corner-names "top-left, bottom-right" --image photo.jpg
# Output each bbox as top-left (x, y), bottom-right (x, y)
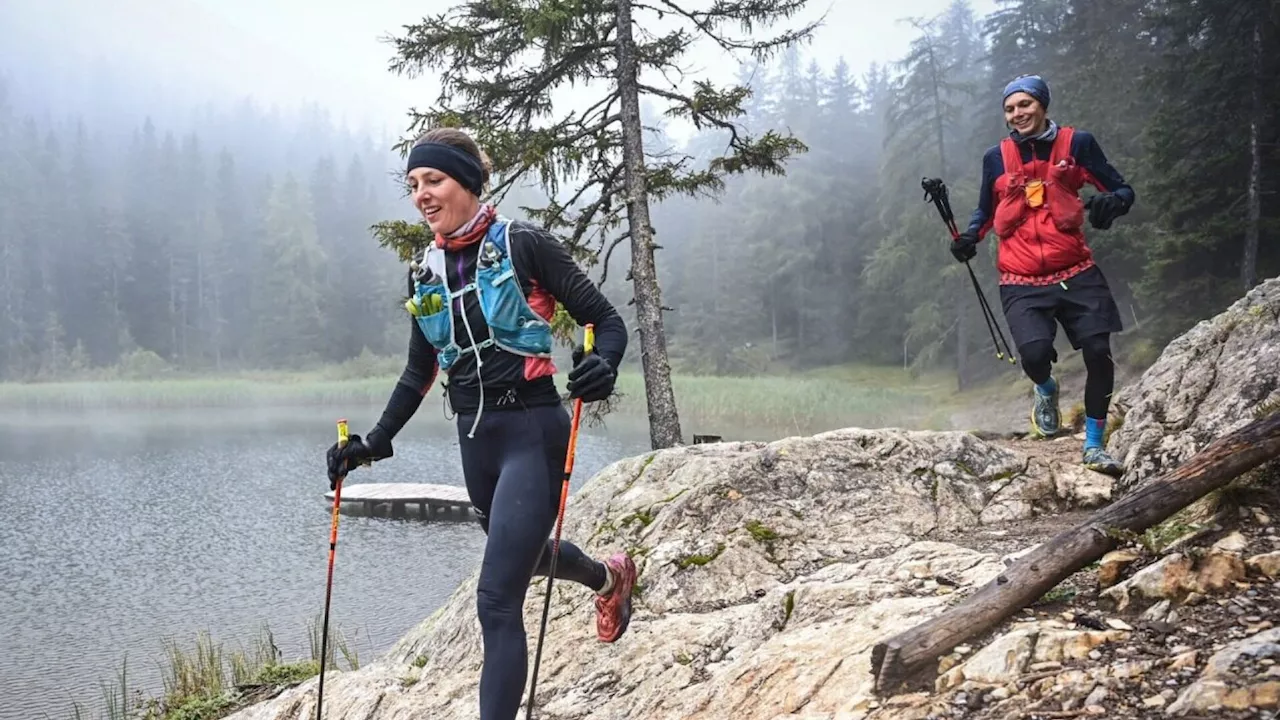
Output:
top-left (457, 403), bottom-right (607, 720)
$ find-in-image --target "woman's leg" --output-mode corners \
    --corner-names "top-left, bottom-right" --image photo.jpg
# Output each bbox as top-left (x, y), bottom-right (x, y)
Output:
top-left (465, 404), bottom-right (589, 720)
top-left (520, 404), bottom-right (637, 644)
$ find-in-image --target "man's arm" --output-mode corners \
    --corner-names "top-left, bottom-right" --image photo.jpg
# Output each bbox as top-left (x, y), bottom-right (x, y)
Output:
top-left (965, 147), bottom-right (1002, 237)
top-left (1074, 130), bottom-right (1136, 208)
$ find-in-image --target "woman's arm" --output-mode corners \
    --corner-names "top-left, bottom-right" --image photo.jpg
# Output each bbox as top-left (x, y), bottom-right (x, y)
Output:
top-left (516, 225), bottom-right (627, 369)
top-left (364, 271), bottom-right (440, 457)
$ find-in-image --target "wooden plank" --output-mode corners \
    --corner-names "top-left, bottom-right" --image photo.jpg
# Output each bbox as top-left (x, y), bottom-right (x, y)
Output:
top-left (869, 411), bottom-right (1280, 695)
top-left (324, 483), bottom-right (473, 508)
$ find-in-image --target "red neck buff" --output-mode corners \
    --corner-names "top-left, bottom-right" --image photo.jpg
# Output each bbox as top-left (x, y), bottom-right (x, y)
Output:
top-left (435, 203), bottom-right (496, 252)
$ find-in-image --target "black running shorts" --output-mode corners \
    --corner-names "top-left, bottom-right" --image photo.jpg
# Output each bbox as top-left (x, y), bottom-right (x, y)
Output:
top-left (998, 265), bottom-right (1124, 351)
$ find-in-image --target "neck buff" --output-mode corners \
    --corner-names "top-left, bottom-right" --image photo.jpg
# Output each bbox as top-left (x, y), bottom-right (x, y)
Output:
top-left (436, 203), bottom-right (497, 252)
top-left (1011, 118), bottom-right (1059, 144)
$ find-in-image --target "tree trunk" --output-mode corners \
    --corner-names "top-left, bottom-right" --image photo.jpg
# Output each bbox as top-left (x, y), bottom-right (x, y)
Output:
top-left (870, 411), bottom-right (1280, 694)
top-left (614, 0), bottom-right (683, 450)
top-left (1243, 19), bottom-right (1261, 292)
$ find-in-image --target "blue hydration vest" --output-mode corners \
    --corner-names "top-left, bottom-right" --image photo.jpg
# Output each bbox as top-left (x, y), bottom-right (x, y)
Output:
top-left (407, 217), bottom-right (554, 372)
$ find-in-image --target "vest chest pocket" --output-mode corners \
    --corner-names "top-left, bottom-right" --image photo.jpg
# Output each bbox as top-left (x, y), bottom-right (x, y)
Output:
top-left (477, 264), bottom-right (534, 334)
top-left (412, 284), bottom-right (454, 350)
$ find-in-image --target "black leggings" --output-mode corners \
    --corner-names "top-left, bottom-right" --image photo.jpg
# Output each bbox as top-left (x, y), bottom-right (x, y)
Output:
top-left (457, 402), bottom-right (607, 720)
top-left (1018, 333), bottom-right (1115, 419)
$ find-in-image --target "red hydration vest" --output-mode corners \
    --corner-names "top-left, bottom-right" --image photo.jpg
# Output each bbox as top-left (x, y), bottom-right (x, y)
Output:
top-left (991, 126), bottom-right (1093, 281)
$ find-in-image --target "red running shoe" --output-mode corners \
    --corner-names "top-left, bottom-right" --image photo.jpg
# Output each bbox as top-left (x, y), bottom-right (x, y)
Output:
top-left (595, 552), bottom-right (637, 643)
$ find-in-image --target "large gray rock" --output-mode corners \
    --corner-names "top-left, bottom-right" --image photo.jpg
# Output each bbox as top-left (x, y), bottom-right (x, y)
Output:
top-left (1109, 276), bottom-right (1280, 493)
top-left (223, 428), bottom-right (1102, 720)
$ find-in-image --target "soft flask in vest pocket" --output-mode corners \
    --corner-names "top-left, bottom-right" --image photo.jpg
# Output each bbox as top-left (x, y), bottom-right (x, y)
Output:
top-left (1024, 179), bottom-right (1045, 208)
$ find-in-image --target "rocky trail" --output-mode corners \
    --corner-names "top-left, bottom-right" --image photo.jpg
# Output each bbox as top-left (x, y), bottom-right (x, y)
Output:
top-left (212, 278), bottom-right (1280, 720)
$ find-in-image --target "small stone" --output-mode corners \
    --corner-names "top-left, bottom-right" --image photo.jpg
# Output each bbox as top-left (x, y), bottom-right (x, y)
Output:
top-left (1084, 686), bottom-right (1109, 706)
top-left (1166, 609), bottom-right (1182, 624)
top-left (1098, 549), bottom-right (1142, 587)
top-left (1106, 618), bottom-right (1133, 630)
top-left (988, 687), bottom-right (1010, 701)
top-left (1143, 694), bottom-right (1167, 707)
top-left (1029, 661), bottom-right (1063, 672)
top-left (1184, 592), bottom-right (1206, 606)
top-left (1246, 615), bottom-right (1264, 623)
top-left (1084, 705), bottom-right (1106, 716)
top-left (1142, 599), bottom-right (1172, 622)
top-left (1247, 551), bottom-right (1280, 579)
top-left (1254, 508), bottom-right (1271, 525)
top-left (1169, 650), bottom-right (1198, 670)
top-left (1160, 688), bottom-right (1178, 701)
top-left (954, 645), bottom-right (972, 655)
top-left (953, 692), bottom-right (968, 706)
top-left (1089, 649), bottom-right (1103, 661)
top-left (1213, 531), bottom-right (1249, 554)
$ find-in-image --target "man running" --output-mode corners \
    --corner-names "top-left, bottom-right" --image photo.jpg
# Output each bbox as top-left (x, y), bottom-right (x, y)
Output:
top-left (950, 74), bottom-right (1133, 476)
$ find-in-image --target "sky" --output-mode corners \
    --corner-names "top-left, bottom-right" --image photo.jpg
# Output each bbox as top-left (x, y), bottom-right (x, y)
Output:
top-left (4, 0), bottom-right (1001, 144)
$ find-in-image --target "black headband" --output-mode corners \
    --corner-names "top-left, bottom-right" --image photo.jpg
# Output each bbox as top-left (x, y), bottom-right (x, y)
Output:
top-left (406, 142), bottom-right (485, 196)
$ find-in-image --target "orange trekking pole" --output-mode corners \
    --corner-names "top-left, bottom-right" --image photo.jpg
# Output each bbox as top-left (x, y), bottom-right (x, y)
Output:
top-left (525, 323), bottom-right (594, 719)
top-left (316, 418), bottom-right (349, 720)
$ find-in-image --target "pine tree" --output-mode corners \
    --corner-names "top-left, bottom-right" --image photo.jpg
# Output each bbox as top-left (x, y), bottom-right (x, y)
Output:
top-left (381, 0), bottom-right (821, 449)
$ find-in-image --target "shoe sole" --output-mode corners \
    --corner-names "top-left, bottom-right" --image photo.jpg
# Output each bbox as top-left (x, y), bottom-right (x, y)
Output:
top-left (1084, 462), bottom-right (1124, 478)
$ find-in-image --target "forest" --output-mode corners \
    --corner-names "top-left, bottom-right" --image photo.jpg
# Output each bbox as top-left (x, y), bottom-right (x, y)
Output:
top-left (0, 0), bottom-right (1276, 390)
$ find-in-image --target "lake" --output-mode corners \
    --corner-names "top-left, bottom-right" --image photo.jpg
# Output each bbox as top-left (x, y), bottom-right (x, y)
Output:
top-left (0, 404), bottom-right (678, 720)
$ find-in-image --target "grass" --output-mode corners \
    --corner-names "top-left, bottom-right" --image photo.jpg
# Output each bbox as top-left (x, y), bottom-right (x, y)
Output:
top-left (53, 615), bottom-right (362, 720)
top-left (0, 361), bottom-right (981, 435)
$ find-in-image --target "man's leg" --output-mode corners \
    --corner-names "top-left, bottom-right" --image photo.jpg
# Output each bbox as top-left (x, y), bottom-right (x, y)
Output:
top-left (1000, 283), bottom-right (1063, 438)
top-left (1059, 267), bottom-right (1126, 475)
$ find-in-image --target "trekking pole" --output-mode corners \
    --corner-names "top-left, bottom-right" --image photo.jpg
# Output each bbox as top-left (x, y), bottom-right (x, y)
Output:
top-left (316, 418), bottom-right (349, 720)
top-left (525, 323), bottom-right (594, 720)
top-left (921, 177), bottom-right (1017, 364)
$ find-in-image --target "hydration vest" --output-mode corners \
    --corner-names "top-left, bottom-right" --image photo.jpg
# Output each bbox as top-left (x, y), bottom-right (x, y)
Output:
top-left (406, 217), bottom-right (554, 373)
top-left (991, 126), bottom-right (1093, 278)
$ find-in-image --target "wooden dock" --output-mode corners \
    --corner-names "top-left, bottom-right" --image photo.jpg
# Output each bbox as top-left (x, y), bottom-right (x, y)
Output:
top-left (324, 483), bottom-right (473, 519)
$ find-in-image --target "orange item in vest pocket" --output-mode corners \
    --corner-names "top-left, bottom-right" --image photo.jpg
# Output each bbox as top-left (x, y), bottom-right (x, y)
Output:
top-left (1025, 179), bottom-right (1045, 208)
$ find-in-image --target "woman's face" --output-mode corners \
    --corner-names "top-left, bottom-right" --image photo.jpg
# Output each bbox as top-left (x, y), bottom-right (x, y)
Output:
top-left (407, 166), bottom-right (478, 236)
top-left (1003, 92), bottom-right (1047, 136)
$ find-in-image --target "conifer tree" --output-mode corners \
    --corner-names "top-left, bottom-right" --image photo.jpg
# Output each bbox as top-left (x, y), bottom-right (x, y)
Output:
top-left (380, 0), bottom-right (821, 449)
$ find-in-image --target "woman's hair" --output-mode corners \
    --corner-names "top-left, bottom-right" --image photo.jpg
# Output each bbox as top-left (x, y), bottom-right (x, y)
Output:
top-left (412, 128), bottom-right (492, 191)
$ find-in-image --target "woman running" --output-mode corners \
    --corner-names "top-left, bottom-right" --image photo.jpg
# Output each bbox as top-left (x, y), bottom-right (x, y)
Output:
top-left (325, 126), bottom-right (638, 720)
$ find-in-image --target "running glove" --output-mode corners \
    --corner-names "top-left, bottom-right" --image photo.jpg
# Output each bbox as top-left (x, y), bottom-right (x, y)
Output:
top-left (951, 230), bottom-right (979, 263)
top-left (567, 346), bottom-right (616, 402)
top-left (325, 426), bottom-right (393, 489)
top-left (1086, 192), bottom-right (1126, 230)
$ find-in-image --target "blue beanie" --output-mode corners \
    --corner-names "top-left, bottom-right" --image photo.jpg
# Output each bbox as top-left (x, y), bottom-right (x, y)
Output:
top-left (1003, 74), bottom-right (1050, 110)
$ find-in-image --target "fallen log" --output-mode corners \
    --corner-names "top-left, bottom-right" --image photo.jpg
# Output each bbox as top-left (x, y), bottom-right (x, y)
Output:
top-left (869, 411), bottom-right (1280, 694)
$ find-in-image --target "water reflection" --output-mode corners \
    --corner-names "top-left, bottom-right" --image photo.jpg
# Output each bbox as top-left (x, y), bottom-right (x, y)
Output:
top-left (0, 405), bottom-right (654, 720)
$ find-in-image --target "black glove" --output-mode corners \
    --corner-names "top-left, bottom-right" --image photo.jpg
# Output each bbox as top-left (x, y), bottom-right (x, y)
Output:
top-left (325, 427), bottom-right (393, 490)
top-left (566, 346), bottom-right (616, 402)
top-left (951, 230), bottom-right (979, 263)
top-left (1085, 192), bottom-right (1126, 230)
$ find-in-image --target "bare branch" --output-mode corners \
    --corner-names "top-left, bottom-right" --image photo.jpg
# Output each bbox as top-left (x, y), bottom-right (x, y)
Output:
top-left (598, 231), bottom-right (631, 286)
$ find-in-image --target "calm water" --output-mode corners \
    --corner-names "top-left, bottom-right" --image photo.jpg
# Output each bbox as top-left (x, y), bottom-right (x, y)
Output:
top-left (0, 406), bottom-right (657, 720)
